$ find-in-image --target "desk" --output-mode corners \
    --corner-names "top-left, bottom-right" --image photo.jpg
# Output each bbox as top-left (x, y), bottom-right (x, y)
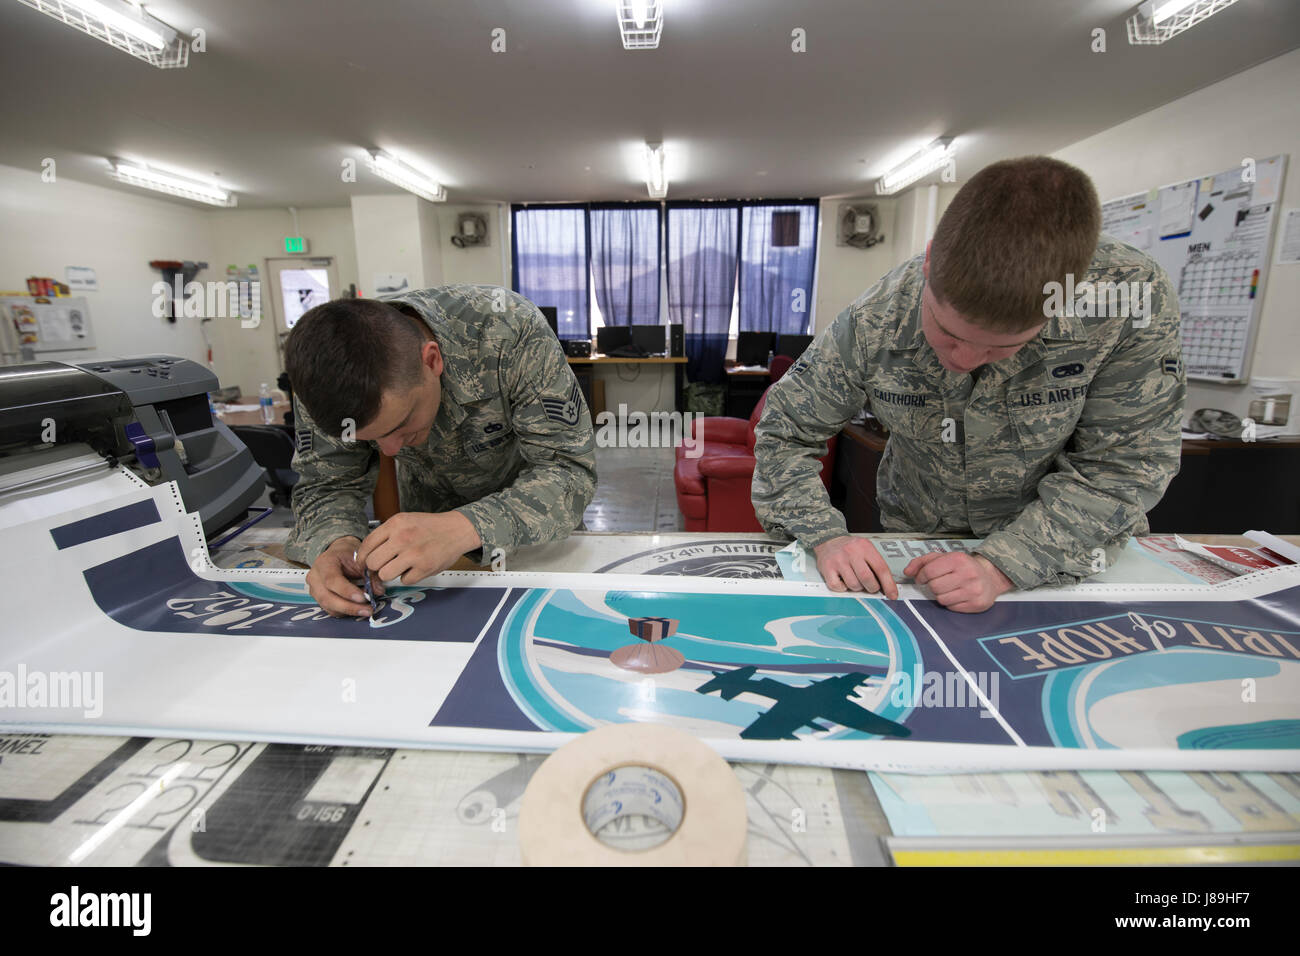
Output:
top-left (10, 529), bottom-right (1297, 867)
top-left (831, 422), bottom-right (889, 532)
top-left (1145, 436), bottom-right (1300, 533)
top-left (216, 398), bottom-right (291, 427)
top-left (834, 424), bottom-right (1300, 534)
top-left (725, 367), bottom-right (770, 418)
top-left (568, 354), bottom-right (686, 414)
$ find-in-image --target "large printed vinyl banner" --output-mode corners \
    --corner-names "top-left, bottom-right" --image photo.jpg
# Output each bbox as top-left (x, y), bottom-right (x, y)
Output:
top-left (2, 472), bottom-right (1298, 772)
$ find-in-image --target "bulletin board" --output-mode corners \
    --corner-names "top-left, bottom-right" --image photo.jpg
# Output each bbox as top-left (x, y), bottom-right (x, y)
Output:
top-left (0, 296), bottom-right (96, 354)
top-left (1100, 154), bottom-right (1287, 383)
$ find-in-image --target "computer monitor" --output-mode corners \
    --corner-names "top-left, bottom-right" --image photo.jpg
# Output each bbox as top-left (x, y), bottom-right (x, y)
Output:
top-left (538, 306), bottom-right (559, 338)
top-left (630, 324), bottom-right (666, 355)
top-left (736, 331), bottom-right (776, 367)
top-left (596, 325), bottom-right (631, 354)
top-left (777, 333), bottom-right (813, 360)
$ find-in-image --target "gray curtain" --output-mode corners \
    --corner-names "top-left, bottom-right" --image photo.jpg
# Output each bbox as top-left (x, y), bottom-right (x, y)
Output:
top-left (591, 206), bottom-right (660, 326)
top-left (668, 205), bottom-right (739, 384)
top-left (512, 206), bottom-right (588, 338)
top-left (739, 203), bottom-right (819, 335)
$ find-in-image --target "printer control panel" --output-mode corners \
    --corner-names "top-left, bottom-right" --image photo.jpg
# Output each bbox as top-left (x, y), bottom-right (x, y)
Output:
top-left (75, 356), bottom-right (218, 406)
top-left (84, 357), bottom-right (180, 379)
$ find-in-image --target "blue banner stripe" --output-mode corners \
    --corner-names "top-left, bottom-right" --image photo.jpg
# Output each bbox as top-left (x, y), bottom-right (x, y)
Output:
top-left (50, 499), bottom-right (161, 549)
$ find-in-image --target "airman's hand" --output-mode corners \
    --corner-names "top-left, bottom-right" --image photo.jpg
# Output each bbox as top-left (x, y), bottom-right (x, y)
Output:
top-left (356, 511), bottom-right (482, 587)
top-left (304, 535), bottom-right (372, 618)
top-left (813, 535), bottom-right (899, 598)
top-left (904, 552), bottom-right (1013, 613)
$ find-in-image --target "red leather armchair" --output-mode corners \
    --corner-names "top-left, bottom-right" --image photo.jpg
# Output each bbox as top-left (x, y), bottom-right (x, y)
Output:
top-left (674, 387), bottom-right (837, 532)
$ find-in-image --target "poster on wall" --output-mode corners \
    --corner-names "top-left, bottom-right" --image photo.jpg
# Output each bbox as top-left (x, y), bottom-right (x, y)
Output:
top-left (64, 266), bottom-right (97, 291)
top-left (373, 273), bottom-right (410, 295)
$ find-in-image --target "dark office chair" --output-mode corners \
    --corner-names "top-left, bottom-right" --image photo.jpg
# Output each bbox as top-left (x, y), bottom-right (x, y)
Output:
top-left (277, 371), bottom-right (295, 429)
top-left (230, 424), bottom-right (299, 507)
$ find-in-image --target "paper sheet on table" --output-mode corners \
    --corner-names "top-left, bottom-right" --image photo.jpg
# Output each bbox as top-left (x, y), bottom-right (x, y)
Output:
top-left (1174, 534), bottom-right (1296, 576)
top-left (775, 540), bottom-right (823, 583)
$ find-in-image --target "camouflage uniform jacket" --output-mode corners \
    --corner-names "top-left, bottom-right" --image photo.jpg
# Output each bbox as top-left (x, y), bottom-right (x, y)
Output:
top-left (752, 236), bottom-right (1187, 589)
top-left (284, 285), bottom-right (596, 566)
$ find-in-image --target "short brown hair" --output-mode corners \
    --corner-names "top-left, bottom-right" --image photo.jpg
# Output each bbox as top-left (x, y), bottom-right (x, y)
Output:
top-left (928, 156), bottom-right (1101, 332)
top-left (284, 298), bottom-right (426, 435)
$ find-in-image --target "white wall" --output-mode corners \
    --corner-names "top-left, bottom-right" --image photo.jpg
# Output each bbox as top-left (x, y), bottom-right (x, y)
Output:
top-left (0, 169), bottom-right (515, 397)
top-left (0, 162), bottom-right (214, 366)
top-left (892, 188), bottom-right (923, 271)
top-left (1052, 47), bottom-right (1300, 419)
top-left (892, 184), bottom-right (958, 269)
top-left (810, 186), bottom-right (959, 336)
top-left (206, 206), bottom-right (358, 395)
top-left (350, 194), bottom-right (438, 297)
top-left (416, 197), bottom-right (444, 288)
top-left (812, 196), bottom-right (897, 335)
top-left (438, 204), bottom-right (508, 287)
top-left (0, 162), bottom-right (376, 396)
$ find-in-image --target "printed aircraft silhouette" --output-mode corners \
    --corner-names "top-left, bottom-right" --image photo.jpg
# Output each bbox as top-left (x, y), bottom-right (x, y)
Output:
top-left (696, 666), bottom-right (912, 740)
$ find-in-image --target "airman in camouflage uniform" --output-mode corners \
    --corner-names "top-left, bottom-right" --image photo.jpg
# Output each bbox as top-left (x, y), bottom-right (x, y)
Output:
top-left (284, 285), bottom-right (595, 569)
top-left (752, 234), bottom-right (1186, 593)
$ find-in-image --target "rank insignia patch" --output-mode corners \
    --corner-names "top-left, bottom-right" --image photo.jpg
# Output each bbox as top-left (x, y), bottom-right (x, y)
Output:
top-left (541, 382), bottom-right (582, 426)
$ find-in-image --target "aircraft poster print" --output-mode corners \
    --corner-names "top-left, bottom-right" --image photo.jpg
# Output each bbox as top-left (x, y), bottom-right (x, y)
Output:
top-left (431, 581), bottom-right (1300, 754)
top-left (2, 472), bottom-right (1298, 772)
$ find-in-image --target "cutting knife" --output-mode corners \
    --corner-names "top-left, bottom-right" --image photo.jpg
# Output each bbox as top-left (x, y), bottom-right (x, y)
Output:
top-left (354, 550), bottom-right (380, 616)
top-left (362, 567), bottom-right (380, 615)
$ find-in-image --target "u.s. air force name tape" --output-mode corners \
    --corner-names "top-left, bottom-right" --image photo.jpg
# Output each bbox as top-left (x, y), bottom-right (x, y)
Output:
top-left (518, 722), bottom-right (748, 866)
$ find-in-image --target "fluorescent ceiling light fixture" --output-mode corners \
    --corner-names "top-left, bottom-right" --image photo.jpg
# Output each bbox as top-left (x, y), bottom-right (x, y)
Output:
top-left (618, 0), bottom-right (662, 49)
top-left (15, 0), bottom-right (189, 68)
top-left (874, 138), bottom-right (954, 196)
top-left (1127, 0), bottom-right (1242, 45)
top-left (366, 149), bottom-right (447, 203)
top-left (1149, 0), bottom-right (1200, 21)
top-left (107, 160), bottom-right (236, 206)
top-left (645, 143), bottom-right (667, 199)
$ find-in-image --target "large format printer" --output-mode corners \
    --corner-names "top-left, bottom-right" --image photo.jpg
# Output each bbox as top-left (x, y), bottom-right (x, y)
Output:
top-left (0, 355), bottom-right (265, 535)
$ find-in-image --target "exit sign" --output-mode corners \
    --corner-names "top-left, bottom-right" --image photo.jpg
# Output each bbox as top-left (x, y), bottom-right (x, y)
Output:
top-left (284, 236), bottom-right (309, 253)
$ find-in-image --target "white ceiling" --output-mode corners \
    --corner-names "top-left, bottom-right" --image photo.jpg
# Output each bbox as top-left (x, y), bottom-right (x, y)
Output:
top-left (0, 0), bottom-right (1297, 208)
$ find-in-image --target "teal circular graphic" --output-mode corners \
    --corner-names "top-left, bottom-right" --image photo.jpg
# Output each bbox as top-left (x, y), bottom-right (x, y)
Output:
top-left (1042, 646), bottom-right (1291, 750)
top-left (497, 588), bottom-right (922, 739)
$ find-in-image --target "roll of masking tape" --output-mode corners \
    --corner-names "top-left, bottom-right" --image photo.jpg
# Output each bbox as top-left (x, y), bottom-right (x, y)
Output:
top-left (519, 722), bottom-right (748, 866)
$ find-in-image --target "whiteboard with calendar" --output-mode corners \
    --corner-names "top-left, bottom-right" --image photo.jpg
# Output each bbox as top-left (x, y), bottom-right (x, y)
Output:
top-left (1100, 154), bottom-right (1287, 383)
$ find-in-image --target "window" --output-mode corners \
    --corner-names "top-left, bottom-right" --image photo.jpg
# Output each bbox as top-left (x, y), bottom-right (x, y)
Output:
top-left (510, 199), bottom-right (817, 375)
top-left (512, 203), bottom-right (663, 336)
top-left (512, 206), bottom-right (589, 339)
top-left (666, 203), bottom-right (740, 384)
top-left (590, 204), bottom-right (661, 328)
top-left (738, 202), bottom-right (819, 336)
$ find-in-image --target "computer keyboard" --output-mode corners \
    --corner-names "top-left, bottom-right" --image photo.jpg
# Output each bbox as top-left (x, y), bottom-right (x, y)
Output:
top-left (605, 345), bottom-right (652, 358)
